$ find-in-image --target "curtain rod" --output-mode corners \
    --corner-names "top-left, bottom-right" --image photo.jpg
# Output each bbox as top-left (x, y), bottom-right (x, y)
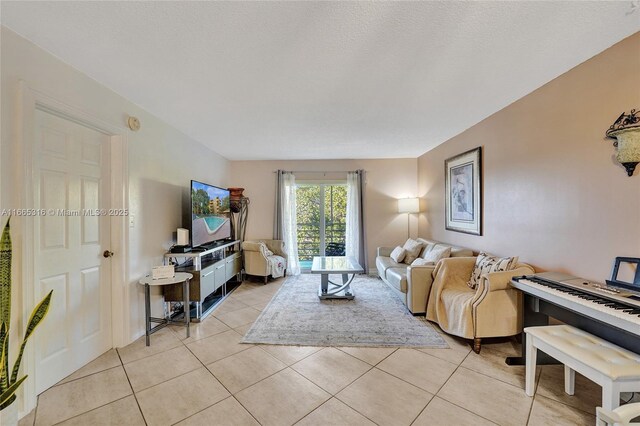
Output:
top-left (272, 170), bottom-right (364, 174)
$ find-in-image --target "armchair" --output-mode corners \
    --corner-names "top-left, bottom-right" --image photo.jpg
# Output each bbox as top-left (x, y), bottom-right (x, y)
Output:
top-left (425, 257), bottom-right (534, 353)
top-left (242, 240), bottom-right (288, 284)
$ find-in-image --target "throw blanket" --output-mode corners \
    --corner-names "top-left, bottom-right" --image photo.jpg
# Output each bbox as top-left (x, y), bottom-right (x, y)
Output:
top-left (267, 255), bottom-right (286, 278)
top-left (426, 257), bottom-right (478, 339)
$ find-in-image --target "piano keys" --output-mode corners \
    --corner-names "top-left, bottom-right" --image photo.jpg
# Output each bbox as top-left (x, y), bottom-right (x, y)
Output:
top-left (506, 272), bottom-right (640, 365)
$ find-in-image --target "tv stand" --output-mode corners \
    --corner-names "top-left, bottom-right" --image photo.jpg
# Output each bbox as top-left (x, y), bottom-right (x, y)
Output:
top-left (164, 240), bottom-right (242, 321)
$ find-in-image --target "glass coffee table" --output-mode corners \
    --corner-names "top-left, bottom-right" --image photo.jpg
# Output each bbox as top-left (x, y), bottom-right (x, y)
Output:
top-left (311, 256), bottom-right (364, 300)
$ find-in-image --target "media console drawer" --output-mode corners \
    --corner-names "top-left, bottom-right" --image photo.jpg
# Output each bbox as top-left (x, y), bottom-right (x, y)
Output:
top-left (214, 261), bottom-right (226, 287)
top-left (163, 256), bottom-right (239, 303)
top-left (226, 252), bottom-right (242, 280)
top-left (162, 240), bottom-right (243, 321)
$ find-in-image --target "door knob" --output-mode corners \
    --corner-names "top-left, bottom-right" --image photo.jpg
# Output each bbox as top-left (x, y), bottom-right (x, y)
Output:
top-left (103, 250), bottom-right (114, 258)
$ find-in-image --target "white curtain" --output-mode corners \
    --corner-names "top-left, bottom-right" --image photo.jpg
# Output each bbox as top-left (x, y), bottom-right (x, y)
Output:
top-left (276, 171), bottom-right (300, 275)
top-left (346, 170), bottom-right (367, 270)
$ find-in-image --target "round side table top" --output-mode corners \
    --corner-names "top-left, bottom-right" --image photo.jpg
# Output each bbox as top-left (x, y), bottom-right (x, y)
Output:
top-left (139, 272), bottom-right (193, 286)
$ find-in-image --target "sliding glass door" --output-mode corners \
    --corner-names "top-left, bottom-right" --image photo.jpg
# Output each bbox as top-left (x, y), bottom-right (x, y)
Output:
top-left (296, 183), bottom-right (347, 270)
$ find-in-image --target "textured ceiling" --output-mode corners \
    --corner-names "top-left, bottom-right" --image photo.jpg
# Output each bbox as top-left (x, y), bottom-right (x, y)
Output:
top-left (1, 2), bottom-right (639, 160)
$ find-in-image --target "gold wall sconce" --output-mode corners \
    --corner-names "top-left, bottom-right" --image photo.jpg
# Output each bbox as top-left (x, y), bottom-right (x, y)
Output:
top-left (606, 109), bottom-right (639, 177)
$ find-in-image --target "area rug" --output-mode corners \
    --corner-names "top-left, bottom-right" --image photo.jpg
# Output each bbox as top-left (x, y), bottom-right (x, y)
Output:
top-left (241, 274), bottom-right (448, 348)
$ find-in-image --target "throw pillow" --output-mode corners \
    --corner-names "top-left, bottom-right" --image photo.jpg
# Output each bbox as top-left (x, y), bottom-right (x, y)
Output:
top-left (468, 253), bottom-right (519, 289)
top-left (420, 242), bottom-right (436, 258)
top-left (411, 258), bottom-right (435, 267)
top-left (390, 246), bottom-right (406, 263)
top-left (402, 238), bottom-right (424, 264)
top-left (423, 245), bottom-right (451, 263)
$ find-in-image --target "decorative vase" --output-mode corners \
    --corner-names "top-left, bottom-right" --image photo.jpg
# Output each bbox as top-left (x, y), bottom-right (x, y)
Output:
top-left (228, 187), bottom-right (245, 213)
top-left (0, 402), bottom-right (18, 426)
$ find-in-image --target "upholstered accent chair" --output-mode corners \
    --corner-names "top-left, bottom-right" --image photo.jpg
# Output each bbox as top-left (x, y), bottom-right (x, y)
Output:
top-left (426, 256), bottom-right (534, 353)
top-left (241, 240), bottom-right (288, 284)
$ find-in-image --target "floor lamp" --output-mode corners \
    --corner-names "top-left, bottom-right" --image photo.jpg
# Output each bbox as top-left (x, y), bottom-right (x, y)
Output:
top-left (398, 198), bottom-right (420, 239)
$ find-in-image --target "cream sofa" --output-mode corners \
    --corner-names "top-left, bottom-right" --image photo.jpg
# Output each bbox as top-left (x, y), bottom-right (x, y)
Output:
top-left (376, 238), bottom-right (473, 315)
top-left (426, 256), bottom-right (535, 353)
top-left (241, 239), bottom-right (288, 284)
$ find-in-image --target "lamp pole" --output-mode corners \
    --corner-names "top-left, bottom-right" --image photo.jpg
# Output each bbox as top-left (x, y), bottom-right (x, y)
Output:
top-left (398, 198), bottom-right (420, 240)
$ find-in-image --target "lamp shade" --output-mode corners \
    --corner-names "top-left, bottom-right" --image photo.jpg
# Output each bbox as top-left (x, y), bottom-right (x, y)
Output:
top-left (398, 198), bottom-right (420, 214)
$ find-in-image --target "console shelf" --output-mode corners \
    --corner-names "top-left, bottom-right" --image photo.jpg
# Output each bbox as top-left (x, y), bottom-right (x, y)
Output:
top-left (164, 240), bottom-right (242, 321)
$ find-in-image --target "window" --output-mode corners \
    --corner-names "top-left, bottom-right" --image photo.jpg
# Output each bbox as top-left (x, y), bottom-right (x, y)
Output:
top-left (296, 183), bottom-right (347, 270)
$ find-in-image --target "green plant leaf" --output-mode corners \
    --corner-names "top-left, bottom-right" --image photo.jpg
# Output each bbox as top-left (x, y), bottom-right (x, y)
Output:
top-left (10, 290), bottom-right (52, 384)
top-left (0, 375), bottom-right (26, 409)
top-left (0, 218), bottom-right (11, 331)
top-left (22, 290), bottom-right (52, 343)
top-left (0, 323), bottom-right (7, 393)
top-left (0, 393), bottom-right (16, 411)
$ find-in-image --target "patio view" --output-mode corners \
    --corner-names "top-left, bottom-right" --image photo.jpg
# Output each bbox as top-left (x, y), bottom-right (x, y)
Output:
top-left (296, 183), bottom-right (347, 269)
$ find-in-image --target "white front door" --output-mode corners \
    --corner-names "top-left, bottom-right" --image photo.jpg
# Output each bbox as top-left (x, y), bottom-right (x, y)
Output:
top-left (33, 109), bottom-right (113, 394)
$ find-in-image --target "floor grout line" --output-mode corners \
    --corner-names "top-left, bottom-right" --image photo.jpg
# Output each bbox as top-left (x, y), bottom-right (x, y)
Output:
top-left (167, 395), bottom-right (232, 426)
top-left (525, 394), bottom-right (537, 426)
top-left (232, 393), bottom-right (267, 425)
top-left (289, 348), bottom-right (375, 396)
top-left (325, 396), bottom-right (382, 426)
top-left (49, 355), bottom-right (122, 388)
top-left (434, 364), bottom-right (535, 425)
top-left (116, 350), bottom-right (148, 426)
top-left (533, 365), bottom-right (605, 417)
top-left (30, 280), bottom-right (604, 426)
top-left (403, 346), bottom-right (469, 425)
top-left (117, 338), bottom-right (184, 366)
top-left (31, 395), bottom-right (39, 426)
top-left (409, 348), bottom-right (501, 426)
top-left (48, 394), bottom-right (137, 426)
top-left (166, 333), bottom-right (247, 425)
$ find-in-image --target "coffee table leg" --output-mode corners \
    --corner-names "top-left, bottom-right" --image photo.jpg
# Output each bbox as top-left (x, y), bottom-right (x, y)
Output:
top-left (145, 284), bottom-right (151, 346)
top-left (321, 274), bottom-right (328, 294)
top-left (184, 278), bottom-right (190, 339)
top-left (342, 274), bottom-right (352, 296)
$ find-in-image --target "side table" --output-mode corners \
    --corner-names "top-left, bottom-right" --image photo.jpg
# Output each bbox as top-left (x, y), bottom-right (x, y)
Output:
top-left (139, 272), bottom-right (193, 346)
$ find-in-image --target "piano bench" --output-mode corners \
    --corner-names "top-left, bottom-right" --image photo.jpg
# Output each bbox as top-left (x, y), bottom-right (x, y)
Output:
top-left (524, 325), bottom-right (640, 411)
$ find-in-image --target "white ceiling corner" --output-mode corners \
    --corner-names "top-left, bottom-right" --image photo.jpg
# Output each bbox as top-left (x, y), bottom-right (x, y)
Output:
top-left (1, 1), bottom-right (638, 160)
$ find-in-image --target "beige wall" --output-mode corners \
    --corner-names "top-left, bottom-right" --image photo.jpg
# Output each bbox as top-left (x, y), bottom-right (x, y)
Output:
top-left (230, 159), bottom-right (418, 271)
top-left (1, 27), bottom-right (230, 345)
top-left (417, 33), bottom-right (640, 282)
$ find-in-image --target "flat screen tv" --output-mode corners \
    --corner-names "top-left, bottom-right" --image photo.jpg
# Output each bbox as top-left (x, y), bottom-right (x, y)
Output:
top-left (190, 180), bottom-right (231, 248)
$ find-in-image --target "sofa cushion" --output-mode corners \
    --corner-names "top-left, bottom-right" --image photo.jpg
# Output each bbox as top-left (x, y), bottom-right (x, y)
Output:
top-left (402, 239), bottom-right (424, 264)
top-left (411, 258), bottom-right (435, 267)
top-left (424, 245), bottom-right (451, 263)
top-left (419, 242), bottom-right (435, 258)
top-left (390, 246), bottom-right (406, 263)
top-left (376, 256), bottom-right (402, 278)
top-left (451, 246), bottom-right (474, 257)
top-left (385, 267), bottom-right (408, 293)
top-left (468, 252), bottom-right (519, 289)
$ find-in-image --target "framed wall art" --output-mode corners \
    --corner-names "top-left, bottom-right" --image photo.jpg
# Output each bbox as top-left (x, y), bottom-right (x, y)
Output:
top-left (445, 146), bottom-right (482, 235)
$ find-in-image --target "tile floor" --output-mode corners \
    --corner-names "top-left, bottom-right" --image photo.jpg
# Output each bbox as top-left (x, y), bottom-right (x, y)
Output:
top-left (19, 277), bottom-right (619, 426)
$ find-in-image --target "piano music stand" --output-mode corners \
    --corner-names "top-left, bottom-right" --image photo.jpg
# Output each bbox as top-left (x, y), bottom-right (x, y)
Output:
top-left (607, 256), bottom-right (640, 289)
